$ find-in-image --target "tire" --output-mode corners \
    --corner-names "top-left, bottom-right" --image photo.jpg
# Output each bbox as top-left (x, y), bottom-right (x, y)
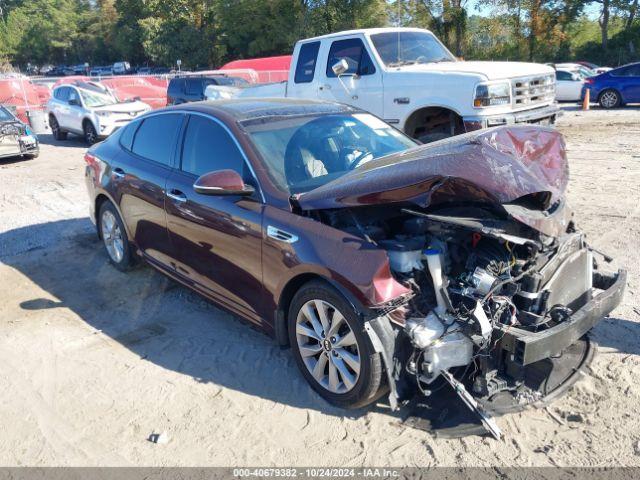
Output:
top-left (83, 121), bottom-right (98, 145)
top-left (98, 201), bottom-right (136, 271)
top-left (49, 115), bottom-right (67, 141)
top-left (288, 280), bottom-right (385, 409)
top-left (599, 89), bottom-right (621, 109)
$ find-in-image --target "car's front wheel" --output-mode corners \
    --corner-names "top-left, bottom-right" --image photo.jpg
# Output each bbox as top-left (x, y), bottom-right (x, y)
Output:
top-left (599, 89), bottom-right (621, 109)
top-left (288, 281), bottom-right (385, 409)
top-left (98, 201), bottom-right (136, 271)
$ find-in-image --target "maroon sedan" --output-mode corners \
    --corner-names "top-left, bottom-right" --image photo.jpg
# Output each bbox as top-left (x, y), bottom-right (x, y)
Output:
top-left (85, 99), bottom-right (624, 434)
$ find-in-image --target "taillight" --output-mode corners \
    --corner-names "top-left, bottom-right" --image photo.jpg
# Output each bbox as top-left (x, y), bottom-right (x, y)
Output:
top-left (584, 78), bottom-right (594, 84)
top-left (84, 152), bottom-right (96, 164)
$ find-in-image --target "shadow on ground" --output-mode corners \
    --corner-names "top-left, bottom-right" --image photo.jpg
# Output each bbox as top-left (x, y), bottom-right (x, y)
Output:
top-left (2, 219), bottom-right (636, 428)
top-left (1, 218), bottom-right (389, 420)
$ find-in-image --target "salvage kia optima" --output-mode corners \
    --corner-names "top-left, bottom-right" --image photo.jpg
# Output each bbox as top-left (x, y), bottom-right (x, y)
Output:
top-left (85, 99), bottom-right (625, 437)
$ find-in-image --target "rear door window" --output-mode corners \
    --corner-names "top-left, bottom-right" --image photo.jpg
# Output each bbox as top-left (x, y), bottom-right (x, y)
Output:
top-left (295, 42), bottom-right (321, 83)
top-left (326, 38), bottom-right (376, 78)
top-left (131, 113), bottom-right (183, 166)
top-left (556, 71), bottom-right (573, 81)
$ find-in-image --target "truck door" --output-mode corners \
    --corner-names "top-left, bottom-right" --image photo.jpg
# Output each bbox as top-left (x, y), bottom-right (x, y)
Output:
top-left (316, 37), bottom-right (383, 117)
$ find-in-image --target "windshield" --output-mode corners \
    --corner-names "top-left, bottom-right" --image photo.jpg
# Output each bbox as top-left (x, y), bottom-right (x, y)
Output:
top-left (79, 88), bottom-right (118, 108)
top-left (371, 31), bottom-right (456, 67)
top-left (244, 113), bottom-right (417, 195)
top-left (0, 106), bottom-right (15, 122)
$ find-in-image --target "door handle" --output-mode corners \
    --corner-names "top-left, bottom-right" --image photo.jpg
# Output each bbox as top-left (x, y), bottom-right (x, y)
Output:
top-left (112, 167), bottom-right (125, 178)
top-left (319, 84), bottom-right (331, 91)
top-left (167, 189), bottom-right (187, 203)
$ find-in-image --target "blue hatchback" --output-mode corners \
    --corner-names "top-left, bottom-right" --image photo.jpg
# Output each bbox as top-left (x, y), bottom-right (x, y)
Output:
top-left (583, 62), bottom-right (640, 108)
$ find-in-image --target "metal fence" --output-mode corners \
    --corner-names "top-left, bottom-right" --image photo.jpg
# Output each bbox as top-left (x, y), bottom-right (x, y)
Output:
top-left (0, 68), bottom-right (289, 132)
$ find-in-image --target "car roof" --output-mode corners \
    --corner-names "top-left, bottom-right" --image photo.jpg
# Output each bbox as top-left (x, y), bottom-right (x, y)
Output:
top-left (298, 27), bottom-right (434, 44)
top-left (163, 98), bottom-right (360, 122)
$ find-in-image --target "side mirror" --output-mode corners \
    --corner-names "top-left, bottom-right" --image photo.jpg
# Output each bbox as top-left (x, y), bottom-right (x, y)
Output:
top-left (193, 169), bottom-right (255, 196)
top-left (68, 98), bottom-right (80, 106)
top-left (332, 59), bottom-right (349, 77)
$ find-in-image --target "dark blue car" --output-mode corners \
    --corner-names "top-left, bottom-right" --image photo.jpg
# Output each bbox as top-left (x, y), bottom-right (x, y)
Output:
top-left (583, 62), bottom-right (640, 108)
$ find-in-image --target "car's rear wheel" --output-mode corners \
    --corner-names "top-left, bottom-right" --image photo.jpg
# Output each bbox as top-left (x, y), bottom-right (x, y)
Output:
top-left (84, 121), bottom-right (98, 145)
top-left (98, 201), bottom-right (136, 271)
top-left (599, 89), bottom-right (621, 109)
top-left (49, 115), bottom-right (67, 141)
top-left (288, 281), bottom-right (385, 409)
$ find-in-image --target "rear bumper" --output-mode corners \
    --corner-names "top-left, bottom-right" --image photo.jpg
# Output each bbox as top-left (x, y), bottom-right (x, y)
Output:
top-left (463, 103), bottom-right (562, 131)
top-left (497, 269), bottom-right (626, 365)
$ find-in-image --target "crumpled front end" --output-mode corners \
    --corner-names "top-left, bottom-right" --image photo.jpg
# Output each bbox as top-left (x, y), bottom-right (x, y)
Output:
top-left (298, 126), bottom-right (625, 438)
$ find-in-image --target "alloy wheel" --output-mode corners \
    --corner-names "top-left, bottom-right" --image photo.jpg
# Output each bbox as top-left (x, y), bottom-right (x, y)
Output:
top-left (101, 210), bottom-right (124, 263)
top-left (600, 91), bottom-right (619, 108)
top-left (295, 299), bottom-right (361, 394)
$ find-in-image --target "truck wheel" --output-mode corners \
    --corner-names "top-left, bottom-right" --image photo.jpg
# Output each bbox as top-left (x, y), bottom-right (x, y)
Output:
top-left (288, 280), bottom-right (385, 409)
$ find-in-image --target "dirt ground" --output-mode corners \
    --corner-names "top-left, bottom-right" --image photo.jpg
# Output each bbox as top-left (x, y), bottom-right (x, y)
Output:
top-left (0, 107), bottom-right (639, 467)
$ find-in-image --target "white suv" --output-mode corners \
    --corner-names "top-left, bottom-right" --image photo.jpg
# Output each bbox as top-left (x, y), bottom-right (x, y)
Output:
top-left (47, 82), bottom-right (151, 144)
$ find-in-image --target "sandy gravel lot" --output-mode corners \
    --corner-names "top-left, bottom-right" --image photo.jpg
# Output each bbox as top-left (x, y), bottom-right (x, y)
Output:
top-left (0, 107), bottom-right (639, 467)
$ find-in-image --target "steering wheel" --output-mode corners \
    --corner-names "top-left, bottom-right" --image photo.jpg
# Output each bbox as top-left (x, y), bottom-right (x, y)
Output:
top-left (342, 146), bottom-right (373, 170)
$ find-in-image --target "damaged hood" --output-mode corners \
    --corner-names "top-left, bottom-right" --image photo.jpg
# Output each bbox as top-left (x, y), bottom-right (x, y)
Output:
top-left (294, 125), bottom-right (571, 237)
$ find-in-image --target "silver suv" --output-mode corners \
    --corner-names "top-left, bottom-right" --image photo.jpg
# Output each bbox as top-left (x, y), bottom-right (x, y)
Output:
top-left (47, 82), bottom-right (150, 144)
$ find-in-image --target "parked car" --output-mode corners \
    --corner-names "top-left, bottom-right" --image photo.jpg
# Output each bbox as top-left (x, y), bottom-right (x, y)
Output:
top-left (555, 68), bottom-right (585, 101)
top-left (0, 105), bottom-right (39, 160)
top-left (113, 62), bottom-right (131, 75)
top-left (47, 81), bottom-right (151, 144)
top-left (84, 99), bottom-right (624, 435)
top-left (583, 62), bottom-right (640, 108)
top-left (45, 65), bottom-right (75, 77)
top-left (167, 75), bottom-right (247, 105)
top-left (553, 63), bottom-right (596, 78)
top-left (215, 27), bottom-right (560, 142)
top-left (90, 66), bottom-right (114, 77)
top-left (576, 61), bottom-right (611, 74)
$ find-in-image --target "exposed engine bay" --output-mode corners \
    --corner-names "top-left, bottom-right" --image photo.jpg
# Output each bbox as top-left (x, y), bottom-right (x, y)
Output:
top-left (317, 203), bottom-right (624, 438)
top-left (294, 126), bottom-right (626, 438)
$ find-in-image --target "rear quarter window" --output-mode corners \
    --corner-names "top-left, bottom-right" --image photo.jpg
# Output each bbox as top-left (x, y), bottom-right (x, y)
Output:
top-left (168, 79), bottom-right (185, 94)
top-left (119, 120), bottom-right (139, 151)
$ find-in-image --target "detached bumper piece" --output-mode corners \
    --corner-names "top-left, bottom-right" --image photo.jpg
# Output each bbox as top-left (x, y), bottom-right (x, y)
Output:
top-left (498, 269), bottom-right (626, 366)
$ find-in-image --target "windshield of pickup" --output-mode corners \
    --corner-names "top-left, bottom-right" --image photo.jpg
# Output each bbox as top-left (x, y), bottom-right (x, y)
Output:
top-left (243, 113), bottom-right (417, 195)
top-left (371, 31), bottom-right (456, 67)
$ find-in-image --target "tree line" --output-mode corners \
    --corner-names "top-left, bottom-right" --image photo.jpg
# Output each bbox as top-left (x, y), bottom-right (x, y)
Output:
top-left (0, 0), bottom-right (638, 71)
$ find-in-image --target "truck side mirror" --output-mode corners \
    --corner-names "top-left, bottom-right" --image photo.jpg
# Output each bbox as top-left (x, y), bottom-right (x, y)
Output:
top-left (332, 59), bottom-right (349, 77)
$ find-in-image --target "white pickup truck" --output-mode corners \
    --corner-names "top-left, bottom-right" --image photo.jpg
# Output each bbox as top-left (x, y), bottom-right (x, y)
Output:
top-left (218, 27), bottom-right (560, 142)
